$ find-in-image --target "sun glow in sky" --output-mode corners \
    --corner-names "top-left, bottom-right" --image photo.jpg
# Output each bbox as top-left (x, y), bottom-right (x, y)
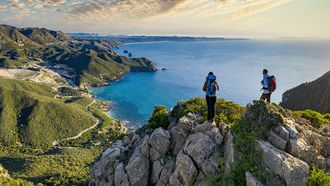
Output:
top-left (0, 0), bottom-right (329, 38)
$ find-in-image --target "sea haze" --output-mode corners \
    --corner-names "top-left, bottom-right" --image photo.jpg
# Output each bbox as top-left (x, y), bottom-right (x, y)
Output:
top-left (91, 40), bottom-right (330, 127)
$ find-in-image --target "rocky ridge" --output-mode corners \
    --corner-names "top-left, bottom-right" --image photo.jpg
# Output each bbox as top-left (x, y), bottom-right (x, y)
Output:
top-left (281, 70), bottom-right (330, 114)
top-left (89, 101), bottom-right (330, 186)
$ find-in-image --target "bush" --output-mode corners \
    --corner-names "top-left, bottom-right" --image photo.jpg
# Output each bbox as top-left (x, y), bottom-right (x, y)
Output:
top-left (148, 105), bottom-right (170, 129)
top-left (308, 168), bottom-right (330, 186)
top-left (230, 101), bottom-right (287, 185)
top-left (171, 97), bottom-right (243, 124)
top-left (293, 110), bottom-right (330, 128)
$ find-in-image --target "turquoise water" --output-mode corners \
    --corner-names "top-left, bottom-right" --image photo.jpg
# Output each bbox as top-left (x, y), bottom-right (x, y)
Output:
top-left (91, 40), bottom-right (330, 127)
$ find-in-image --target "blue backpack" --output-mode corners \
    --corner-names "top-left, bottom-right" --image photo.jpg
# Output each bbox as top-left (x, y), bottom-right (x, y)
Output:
top-left (206, 79), bottom-right (217, 96)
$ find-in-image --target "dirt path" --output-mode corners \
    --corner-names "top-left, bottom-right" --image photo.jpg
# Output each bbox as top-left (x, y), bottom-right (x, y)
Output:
top-left (52, 100), bottom-right (100, 146)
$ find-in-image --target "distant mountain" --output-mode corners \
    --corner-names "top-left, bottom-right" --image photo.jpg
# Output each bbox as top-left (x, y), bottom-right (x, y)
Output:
top-left (68, 33), bottom-right (247, 43)
top-left (281, 70), bottom-right (330, 113)
top-left (0, 25), bottom-right (156, 88)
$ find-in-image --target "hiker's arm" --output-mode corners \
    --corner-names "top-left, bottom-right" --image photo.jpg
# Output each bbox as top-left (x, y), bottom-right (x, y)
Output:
top-left (216, 82), bottom-right (220, 91)
top-left (202, 81), bottom-right (207, 91)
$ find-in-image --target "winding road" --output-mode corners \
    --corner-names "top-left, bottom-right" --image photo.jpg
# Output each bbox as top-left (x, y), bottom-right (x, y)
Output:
top-left (51, 100), bottom-right (101, 146)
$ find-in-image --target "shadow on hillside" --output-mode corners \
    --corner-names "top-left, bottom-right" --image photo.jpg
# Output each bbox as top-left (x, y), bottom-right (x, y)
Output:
top-left (0, 157), bottom-right (27, 172)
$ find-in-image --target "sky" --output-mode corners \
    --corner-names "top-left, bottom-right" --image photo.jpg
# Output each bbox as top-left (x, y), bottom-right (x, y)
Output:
top-left (0, 0), bottom-right (329, 38)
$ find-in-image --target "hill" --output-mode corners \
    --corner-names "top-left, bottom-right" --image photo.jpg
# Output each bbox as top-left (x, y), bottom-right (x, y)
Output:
top-left (0, 76), bottom-right (96, 148)
top-left (281, 70), bottom-right (330, 113)
top-left (90, 99), bottom-right (330, 186)
top-left (0, 24), bottom-right (157, 88)
top-left (69, 33), bottom-right (247, 43)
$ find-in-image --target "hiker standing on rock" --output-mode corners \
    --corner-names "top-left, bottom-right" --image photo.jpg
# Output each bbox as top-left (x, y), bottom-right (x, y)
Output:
top-left (203, 72), bottom-right (219, 121)
top-left (260, 69), bottom-right (276, 103)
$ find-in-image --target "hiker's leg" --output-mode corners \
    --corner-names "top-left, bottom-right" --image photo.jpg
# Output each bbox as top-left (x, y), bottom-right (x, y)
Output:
top-left (206, 96), bottom-right (211, 120)
top-left (210, 96), bottom-right (216, 120)
top-left (267, 94), bottom-right (271, 103)
top-left (260, 94), bottom-right (266, 101)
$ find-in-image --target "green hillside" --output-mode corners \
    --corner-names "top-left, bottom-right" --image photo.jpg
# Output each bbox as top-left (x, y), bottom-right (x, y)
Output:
top-left (0, 24), bottom-right (157, 88)
top-left (0, 77), bottom-right (95, 148)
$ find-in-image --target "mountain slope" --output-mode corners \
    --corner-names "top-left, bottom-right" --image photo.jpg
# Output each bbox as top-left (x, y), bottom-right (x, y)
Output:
top-left (281, 70), bottom-right (330, 113)
top-left (0, 77), bottom-right (96, 148)
top-left (0, 24), bottom-right (157, 87)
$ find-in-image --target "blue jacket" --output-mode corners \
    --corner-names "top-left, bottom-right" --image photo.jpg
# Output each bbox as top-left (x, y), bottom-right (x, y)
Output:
top-left (261, 74), bottom-right (270, 94)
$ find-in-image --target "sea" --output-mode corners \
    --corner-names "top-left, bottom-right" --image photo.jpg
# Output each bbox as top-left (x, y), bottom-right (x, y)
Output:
top-left (91, 40), bottom-right (330, 127)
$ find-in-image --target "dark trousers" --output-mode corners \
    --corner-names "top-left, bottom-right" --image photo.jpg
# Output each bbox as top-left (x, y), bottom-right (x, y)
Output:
top-left (260, 93), bottom-right (271, 103)
top-left (206, 95), bottom-right (216, 121)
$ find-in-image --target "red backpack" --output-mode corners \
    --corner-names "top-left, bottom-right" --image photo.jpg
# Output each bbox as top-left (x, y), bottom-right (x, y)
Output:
top-left (268, 76), bottom-right (276, 92)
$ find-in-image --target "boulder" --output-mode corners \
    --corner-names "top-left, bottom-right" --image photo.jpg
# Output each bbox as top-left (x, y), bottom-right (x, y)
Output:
top-left (170, 125), bottom-right (188, 155)
top-left (150, 148), bottom-right (162, 162)
top-left (193, 121), bottom-right (215, 133)
top-left (169, 169), bottom-right (184, 186)
top-left (200, 151), bottom-right (220, 175)
top-left (268, 130), bottom-right (287, 150)
top-left (140, 136), bottom-right (150, 158)
top-left (284, 123), bottom-right (299, 139)
top-left (218, 123), bottom-right (229, 136)
top-left (272, 125), bottom-right (290, 141)
top-left (151, 159), bottom-right (164, 184)
top-left (114, 163), bottom-right (130, 186)
top-left (204, 127), bottom-right (223, 145)
top-left (183, 132), bottom-right (216, 165)
top-left (177, 116), bottom-right (194, 132)
top-left (316, 155), bottom-right (327, 170)
top-left (195, 172), bottom-right (207, 186)
top-left (91, 148), bottom-right (121, 180)
top-left (157, 159), bottom-right (175, 186)
top-left (148, 128), bottom-right (170, 159)
top-left (257, 140), bottom-right (309, 186)
top-left (224, 131), bottom-right (235, 170)
top-left (288, 137), bottom-right (317, 164)
top-left (246, 172), bottom-right (265, 186)
top-left (176, 152), bottom-right (198, 186)
top-left (125, 146), bottom-right (150, 186)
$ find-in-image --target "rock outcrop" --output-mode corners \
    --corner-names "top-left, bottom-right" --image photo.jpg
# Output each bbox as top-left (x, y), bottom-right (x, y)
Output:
top-left (90, 113), bottom-right (224, 186)
top-left (90, 101), bottom-right (330, 186)
top-left (257, 140), bottom-right (309, 186)
top-left (281, 70), bottom-right (330, 113)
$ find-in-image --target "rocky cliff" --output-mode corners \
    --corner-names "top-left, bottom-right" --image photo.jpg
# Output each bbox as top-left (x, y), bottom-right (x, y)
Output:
top-left (89, 100), bottom-right (330, 186)
top-left (281, 70), bottom-right (330, 114)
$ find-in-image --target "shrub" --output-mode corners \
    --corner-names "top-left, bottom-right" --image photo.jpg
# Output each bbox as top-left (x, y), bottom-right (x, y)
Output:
top-left (308, 168), bottom-right (330, 186)
top-left (148, 105), bottom-right (170, 129)
top-left (171, 97), bottom-right (243, 124)
top-left (293, 110), bottom-right (330, 128)
top-left (230, 101), bottom-right (287, 185)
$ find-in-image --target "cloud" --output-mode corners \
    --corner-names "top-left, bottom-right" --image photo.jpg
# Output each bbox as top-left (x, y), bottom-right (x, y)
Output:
top-left (69, 0), bottom-right (187, 21)
top-left (34, 0), bottom-right (66, 9)
top-left (10, 0), bottom-right (30, 13)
